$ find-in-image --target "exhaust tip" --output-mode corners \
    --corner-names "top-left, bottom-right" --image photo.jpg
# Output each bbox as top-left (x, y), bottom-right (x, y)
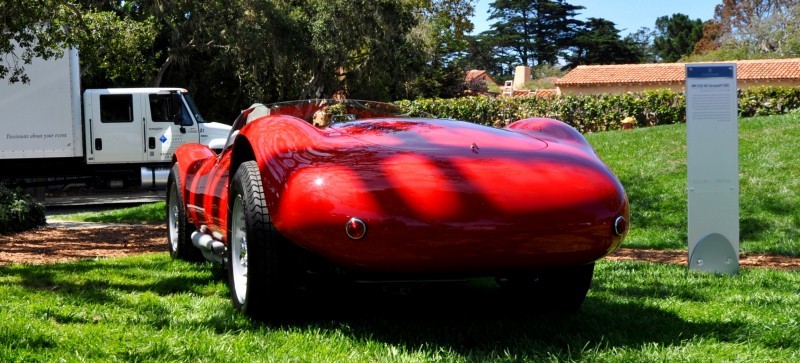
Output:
top-left (613, 216), bottom-right (628, 236)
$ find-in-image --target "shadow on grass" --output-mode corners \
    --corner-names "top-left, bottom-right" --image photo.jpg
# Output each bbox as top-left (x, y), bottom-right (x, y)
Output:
top-left (740, 195), bottom-right (800, 256)
top-left (0, 257), bottom-right (221, 304)
top-left (0, 258), bottom-right (741, 360)
top-left (261, 279), bottom-right (739, 359)
top-left (617, 173), bottom-right (687, 246)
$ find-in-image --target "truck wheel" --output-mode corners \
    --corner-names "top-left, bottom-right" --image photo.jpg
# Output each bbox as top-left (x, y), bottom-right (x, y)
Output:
top-left (497, 263), bottom-right (594, 312)
top-left (166, 163), bottom-right (203, 262)
top-left (227, 161), bottom-right (291, 319)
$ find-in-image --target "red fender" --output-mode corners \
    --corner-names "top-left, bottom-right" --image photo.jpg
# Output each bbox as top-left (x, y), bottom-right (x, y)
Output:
top-left (507, 117), bottom-right (593, 151)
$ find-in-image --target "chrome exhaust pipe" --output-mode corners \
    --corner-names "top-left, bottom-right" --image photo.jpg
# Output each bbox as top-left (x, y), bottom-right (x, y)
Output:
top-left (191, 231), bottom-right (226, 264)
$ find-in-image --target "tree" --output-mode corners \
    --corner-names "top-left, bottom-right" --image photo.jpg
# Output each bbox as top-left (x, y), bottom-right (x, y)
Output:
top-left (415, 0), bottom-right (476, 63)
top-left (692, 20), bottom-right (723, 55)
top-left (710, 0), bottom-right (800, 57)
top-left (1, 0), bottom-right (69, 83)
top-left (68, 10), bottom-right (158, 86)
top-left (462, 34), bottom-right (514, 79)
top-left (100, 0), bottom-right (435, 117)
top-left (624, 27), bottom-right (657, 63)
top-left (652, 13), bottom-right (703, 62)
top-left (3, 0), bottom-right (479, 119)
top-left (0, 1), bottom-right (157, 85)
top-left (405, 0), bottom-right (479, 98)
top-left (307, 0), bottom-right (425, 100)
top-left (486, 0), bottom-right (584, 66)
top-left (563, 17), bottom-right (640, 68)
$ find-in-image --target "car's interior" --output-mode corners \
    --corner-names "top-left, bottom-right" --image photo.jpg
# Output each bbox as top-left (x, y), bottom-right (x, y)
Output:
top-left (222, 99), bottom-right (431, 149)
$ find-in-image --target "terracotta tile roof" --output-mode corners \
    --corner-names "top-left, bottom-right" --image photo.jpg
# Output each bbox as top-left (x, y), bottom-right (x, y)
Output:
top-left (737, 58), bottom-right (800, 80)
top-left (465, 69), bottom-right (500, 87)
top-left (533, 89), bottom-right (558, 97)
top-left (555, 58), bottom-right (800, 86)
top-left (465, 70), bottom-right (486, 81)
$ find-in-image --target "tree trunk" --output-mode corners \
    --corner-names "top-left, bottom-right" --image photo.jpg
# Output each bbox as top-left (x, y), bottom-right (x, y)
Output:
top-left (153, 55), bottom-right (174, 87)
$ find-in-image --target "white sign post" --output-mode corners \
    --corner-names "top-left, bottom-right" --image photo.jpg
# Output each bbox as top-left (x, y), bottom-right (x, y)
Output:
top-left (686, 63), bottom-right (739, 275)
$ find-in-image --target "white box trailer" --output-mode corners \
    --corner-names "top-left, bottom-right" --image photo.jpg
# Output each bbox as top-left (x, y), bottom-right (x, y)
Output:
top-left (0, 48), bottom-right (230, 188)
top-left (1, 48), bottom-right (83, 159)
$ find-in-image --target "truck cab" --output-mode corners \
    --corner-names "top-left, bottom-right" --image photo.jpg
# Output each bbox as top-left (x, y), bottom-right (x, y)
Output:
top-left (83, 88), bottom-right (230, 165)
top-left (0, 47), bottom-right (231, 189)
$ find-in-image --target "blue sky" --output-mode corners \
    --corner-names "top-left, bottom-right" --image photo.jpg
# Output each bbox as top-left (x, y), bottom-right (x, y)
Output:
top-left (470, 0), bottom-right (720, 36)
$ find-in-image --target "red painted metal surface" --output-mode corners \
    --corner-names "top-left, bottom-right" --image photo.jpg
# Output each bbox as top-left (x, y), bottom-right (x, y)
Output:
top-left (173, 101), bottom-right (629, 275)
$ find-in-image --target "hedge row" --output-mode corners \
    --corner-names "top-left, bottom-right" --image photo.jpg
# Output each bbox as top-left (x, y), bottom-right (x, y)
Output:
top-left (0, 185), bottom-right (46, 234)
top-left (399, 86), bottom-right (800, 133)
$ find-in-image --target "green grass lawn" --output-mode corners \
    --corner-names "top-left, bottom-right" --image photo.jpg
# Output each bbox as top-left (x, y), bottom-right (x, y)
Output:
top-left (1, 255), bottom-right (798, 362)
top-left (587, 113), bottom-right (800, 256)
top-left (51, 202), bottom-right (166, 225)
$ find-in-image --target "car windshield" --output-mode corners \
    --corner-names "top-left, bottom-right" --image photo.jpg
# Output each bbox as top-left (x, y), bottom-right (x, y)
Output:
top-left (225, 99), bottom-right (435, 148)
top-left (182, 92), bottom-right (206, 123)
top-left (259, 99), bottom-right (433, 127)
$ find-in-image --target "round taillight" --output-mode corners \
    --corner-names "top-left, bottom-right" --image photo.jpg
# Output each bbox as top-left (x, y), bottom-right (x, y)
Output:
top-left (613, 216), bottom-right (628, 236)
top-left (345, 218), bottom-right (367, 240)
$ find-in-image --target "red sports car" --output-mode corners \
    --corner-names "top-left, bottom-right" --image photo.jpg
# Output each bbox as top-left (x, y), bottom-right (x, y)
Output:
top-left (167, 99), bottom-right (628, 318)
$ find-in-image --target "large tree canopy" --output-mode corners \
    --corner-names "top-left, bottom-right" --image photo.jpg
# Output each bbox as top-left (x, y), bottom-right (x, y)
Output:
top-left (0, 0), bottom-right (156, 84)
top-left (1, 0), bottom-right (476, 120)
top-left (652, 13), bottom-right (703, 62)
top-left (486, 0), bottom-right (584, 67)
top-left (624, 27), bottom-right (657, 63)
top-left (712, 0), bottom-right (799, 57)
top-left (686, 0), bottom-right (800, 61)
top-left (462, 33), bottom-right (515, 79)
top-left (1, 0), bottom-right (66, 83)
top-left (408, 0), bottom-right (478, 98)
top-left (563, 17), bottom-right (640, 68)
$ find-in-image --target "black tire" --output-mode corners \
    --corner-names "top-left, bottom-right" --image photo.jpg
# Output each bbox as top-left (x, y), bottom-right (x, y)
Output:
top-left (227, 160), bottom-right (292, 319)
top-left (497, 263), bottom-right (595, 312)
top-left (166, 163), bottom-right (203, 262)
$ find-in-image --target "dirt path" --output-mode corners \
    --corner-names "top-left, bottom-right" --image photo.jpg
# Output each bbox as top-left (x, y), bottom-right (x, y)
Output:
top-left (608, 247), bottom-right (800, 270)
top-left (0, 223), bottom-right (166, 265)
top-left (2, 223), bottom-right (800, 269)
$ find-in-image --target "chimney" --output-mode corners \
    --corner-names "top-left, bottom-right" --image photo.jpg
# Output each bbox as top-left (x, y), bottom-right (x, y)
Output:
top-left (514, 66), bottom-right (531, 90)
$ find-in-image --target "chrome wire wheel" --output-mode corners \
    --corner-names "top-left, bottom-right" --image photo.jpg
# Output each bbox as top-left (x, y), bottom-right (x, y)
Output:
top-left (230, 194), bottom-right (249, 305)
top-left (167, 182), bottom-right (180, 253)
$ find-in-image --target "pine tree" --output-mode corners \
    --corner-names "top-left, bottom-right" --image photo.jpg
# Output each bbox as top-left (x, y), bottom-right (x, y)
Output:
top-left (486, 0), bottom-right (584, 66)
top-left (652, 13), bottom-right (704, 62)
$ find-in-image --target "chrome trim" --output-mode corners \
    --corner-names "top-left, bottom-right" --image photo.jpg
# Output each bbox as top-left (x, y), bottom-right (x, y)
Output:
top-left (613, 216), bottom-right (627, 236)
top-left (140, 166), bottom-right (170, 189)
top-left (345, 217), bottom-right (367, 240)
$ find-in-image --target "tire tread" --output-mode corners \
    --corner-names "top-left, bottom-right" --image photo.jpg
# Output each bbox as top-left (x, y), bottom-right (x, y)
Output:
top-left (167, 163), bottom-right (203, 262)
top-left (229, 160), bottom-right (289, 319)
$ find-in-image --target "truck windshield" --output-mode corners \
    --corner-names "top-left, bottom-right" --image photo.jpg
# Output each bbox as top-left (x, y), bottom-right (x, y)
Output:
top-left (182, 92), bottom-right (206, 123)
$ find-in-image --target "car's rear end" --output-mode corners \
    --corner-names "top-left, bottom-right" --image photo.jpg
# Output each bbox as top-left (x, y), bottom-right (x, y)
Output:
top-left (272, 119), bottom-right (628, 276)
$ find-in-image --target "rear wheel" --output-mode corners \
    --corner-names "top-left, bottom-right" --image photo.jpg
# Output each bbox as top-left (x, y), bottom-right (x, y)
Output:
top-left (497, 263), bottom-right (595, 312)
top-left (227, 161), bottom-right (292, 319)
top-left (166, 163), bottom-right (202, 262)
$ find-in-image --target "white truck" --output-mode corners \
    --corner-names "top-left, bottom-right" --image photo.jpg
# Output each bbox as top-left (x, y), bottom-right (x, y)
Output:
top-left (0, 48), bottom-right (230, 188)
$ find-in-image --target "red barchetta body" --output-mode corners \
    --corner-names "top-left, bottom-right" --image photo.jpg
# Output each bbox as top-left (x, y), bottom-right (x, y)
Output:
top-left (172, 100), bottom-right (628, 276)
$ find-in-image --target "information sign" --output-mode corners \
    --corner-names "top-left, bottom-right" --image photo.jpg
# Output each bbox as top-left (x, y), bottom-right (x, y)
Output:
top-left (685, 63), bottom-right (739, 275)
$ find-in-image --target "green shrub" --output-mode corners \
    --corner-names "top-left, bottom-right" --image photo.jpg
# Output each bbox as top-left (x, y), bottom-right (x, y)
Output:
top-left (400, 86), bottom-right (800, 132)
top-left (738, 86), bottom-right (800, 117)
top-left (0, 185), bottom-right (46, 234)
